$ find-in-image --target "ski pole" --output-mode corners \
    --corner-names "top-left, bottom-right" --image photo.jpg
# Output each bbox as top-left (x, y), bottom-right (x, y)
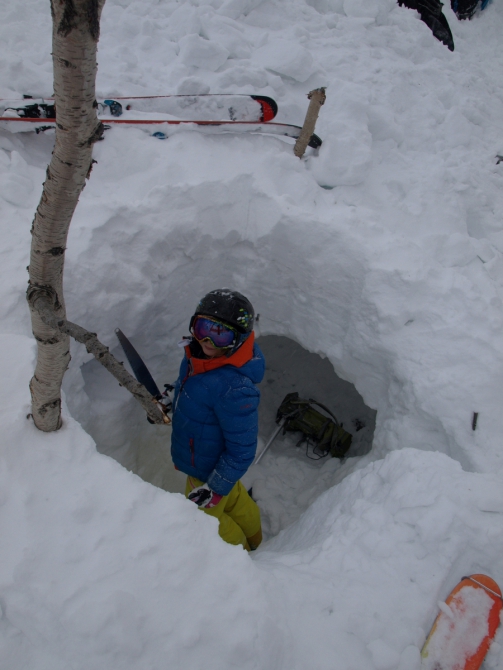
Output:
top-left (254, 419), bottom-right (286, 465)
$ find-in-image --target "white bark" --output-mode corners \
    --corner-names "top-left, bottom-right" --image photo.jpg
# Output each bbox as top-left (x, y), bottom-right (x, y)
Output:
top-left (28, 0), bottom-right (106, 431)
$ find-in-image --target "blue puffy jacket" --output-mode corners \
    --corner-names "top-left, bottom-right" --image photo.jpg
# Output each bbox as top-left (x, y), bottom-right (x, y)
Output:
top-left (170, 334), bottom-right (265, 496)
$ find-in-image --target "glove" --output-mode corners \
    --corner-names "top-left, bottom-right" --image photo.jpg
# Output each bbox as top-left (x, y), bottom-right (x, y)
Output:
top-left (188, 484), bottom-right (223, 509)
top-left (146, 396), bottom-right (172, 424)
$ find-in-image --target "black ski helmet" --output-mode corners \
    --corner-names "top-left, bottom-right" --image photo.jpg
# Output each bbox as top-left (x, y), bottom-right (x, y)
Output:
top-left (191, 289), bottom-right (255, 334)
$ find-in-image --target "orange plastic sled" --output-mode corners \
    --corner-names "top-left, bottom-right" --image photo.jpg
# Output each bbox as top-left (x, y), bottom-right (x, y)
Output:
top-left (421, 574), bottom-right (502, 670)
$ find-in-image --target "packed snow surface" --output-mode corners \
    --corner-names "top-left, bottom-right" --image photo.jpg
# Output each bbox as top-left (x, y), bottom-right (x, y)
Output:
top-left (1, 0), bottom-right (503, 668)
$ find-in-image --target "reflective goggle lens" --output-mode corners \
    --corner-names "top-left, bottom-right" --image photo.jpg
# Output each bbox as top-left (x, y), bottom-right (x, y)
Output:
top-left (192, 317), bottom-right (236, 348)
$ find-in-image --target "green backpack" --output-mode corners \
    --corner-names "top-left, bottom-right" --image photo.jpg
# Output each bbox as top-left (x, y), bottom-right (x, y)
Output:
top-left (276, 392), bottom-right (352, 459)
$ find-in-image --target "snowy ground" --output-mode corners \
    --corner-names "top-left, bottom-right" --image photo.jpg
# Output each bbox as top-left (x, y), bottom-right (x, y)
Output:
top-left (1, 0), bottom-right (503, 668)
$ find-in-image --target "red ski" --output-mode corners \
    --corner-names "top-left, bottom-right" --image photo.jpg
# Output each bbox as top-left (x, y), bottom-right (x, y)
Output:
top-left (421, 574), bottom-right (502, 670)
top-left (0, 96), bottom-right (321, 148)
top-left (0, 93), bottom-right (277, 124)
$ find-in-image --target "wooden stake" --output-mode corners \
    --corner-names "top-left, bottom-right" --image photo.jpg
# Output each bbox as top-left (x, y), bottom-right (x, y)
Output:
top-left (294, 87), bottom-right (326, 159)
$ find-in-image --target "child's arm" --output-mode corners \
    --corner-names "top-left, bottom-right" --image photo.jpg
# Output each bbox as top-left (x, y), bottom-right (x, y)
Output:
top-left (206, 381), bottom-right (260, 496)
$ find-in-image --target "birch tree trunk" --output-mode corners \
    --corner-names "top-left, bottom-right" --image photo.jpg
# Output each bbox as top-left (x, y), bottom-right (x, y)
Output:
top-left (27, 0), bottom-right (106, 431)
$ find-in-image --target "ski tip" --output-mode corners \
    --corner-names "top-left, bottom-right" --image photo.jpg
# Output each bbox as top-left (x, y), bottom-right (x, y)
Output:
top-left (251, 95), bottom-right (278, 122)
top-left (462, 574), bottom-right (502, 599)
top-left (308, 133), bottom-right (322, 149)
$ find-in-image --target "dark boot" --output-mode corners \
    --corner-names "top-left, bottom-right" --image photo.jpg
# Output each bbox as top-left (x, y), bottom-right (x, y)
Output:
top-left (451, 0), bottom-right (479, 19)
top-left (417, 1), bottom-right (455, 50)
top-left (398, 0), bottom-right (455, 51)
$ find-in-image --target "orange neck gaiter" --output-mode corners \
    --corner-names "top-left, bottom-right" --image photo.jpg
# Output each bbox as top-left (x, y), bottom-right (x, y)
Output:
top-left (185, 332), bottom-right (255, 376)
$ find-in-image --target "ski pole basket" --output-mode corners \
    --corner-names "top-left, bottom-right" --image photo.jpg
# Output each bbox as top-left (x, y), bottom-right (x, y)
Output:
top-left (276, 392), bottom-right (352, 459)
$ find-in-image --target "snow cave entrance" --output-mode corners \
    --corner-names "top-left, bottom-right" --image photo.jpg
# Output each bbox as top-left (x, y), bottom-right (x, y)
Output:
top-left (243, 335), bottom-right (376, 538)
top-left (77, 333), bottom-right (376, 539)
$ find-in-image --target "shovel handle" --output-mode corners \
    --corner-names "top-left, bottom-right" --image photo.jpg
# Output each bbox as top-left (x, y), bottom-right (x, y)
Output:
top-left (254, 419), bottom-right (286, 465)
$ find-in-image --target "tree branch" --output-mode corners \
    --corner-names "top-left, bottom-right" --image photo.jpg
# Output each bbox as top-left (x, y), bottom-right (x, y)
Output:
top-left (27, 287), bottom-right (169, 426)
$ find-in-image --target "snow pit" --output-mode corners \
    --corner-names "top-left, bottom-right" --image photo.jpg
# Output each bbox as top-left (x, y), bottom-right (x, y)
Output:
top-left (56, 121), bottom-right (502, 494)
top-left (73, 333), bottom-right (376, 538)
top-left (254, 334), bottom-right (376, 456)
top-left (243, 334), bottom-right (376, 538)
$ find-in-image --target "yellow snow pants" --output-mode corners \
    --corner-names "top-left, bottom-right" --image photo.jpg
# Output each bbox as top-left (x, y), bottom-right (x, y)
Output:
top-left (185, 476), bottom-right (262, 551)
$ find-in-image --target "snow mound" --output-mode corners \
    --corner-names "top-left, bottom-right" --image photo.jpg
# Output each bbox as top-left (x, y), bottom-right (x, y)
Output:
top-left (178, 34), bottom-right (230, 72)
top-left (253, 40), bottom-right (317, 83)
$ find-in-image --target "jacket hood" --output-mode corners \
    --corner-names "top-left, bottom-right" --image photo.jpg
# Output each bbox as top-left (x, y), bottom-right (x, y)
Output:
top-left (238, 340), bottom-right (265, 385)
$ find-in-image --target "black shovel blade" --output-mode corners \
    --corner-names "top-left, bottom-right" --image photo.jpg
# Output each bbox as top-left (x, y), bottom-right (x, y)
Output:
top-left (115, 328), bottom-right (161, 398)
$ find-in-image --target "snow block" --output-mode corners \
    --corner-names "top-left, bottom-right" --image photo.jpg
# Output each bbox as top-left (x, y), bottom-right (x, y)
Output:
top-left (309, 124), bottom-right (372, 187)
top-left (178, 34), bottom-right (230, 72)
top-left (343, 0), bottom-right (395, 19)
top-left (218, 0), bottom-right (266, 20)
top-left (253, 40), bottom-right (316, 83)
top-left (0, 150), bottom-right (34, 208)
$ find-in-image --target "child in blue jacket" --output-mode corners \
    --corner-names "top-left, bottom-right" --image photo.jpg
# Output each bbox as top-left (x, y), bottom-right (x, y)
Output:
top-left (171, 289), bottom-right (265, 551)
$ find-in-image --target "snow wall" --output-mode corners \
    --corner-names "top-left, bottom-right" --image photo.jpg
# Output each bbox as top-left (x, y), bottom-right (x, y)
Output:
top-left (58, 124), bottom-right (503, 478)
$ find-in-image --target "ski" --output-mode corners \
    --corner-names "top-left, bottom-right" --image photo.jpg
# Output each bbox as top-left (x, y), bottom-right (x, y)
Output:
top-left (0, 116), bottom-right (322, 149)
top-left (116, 119), bottom-right (322, 148)
top-left (0, 93), bottom-right (277, 124)
top-left (421, 573), bottom-right (502, 670)
top-left (0, 94), bottom-right (322, 148)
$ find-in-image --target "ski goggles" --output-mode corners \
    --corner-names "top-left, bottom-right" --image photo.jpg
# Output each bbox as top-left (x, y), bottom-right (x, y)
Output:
top-left (191, 316), bottom-right (237, 349)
